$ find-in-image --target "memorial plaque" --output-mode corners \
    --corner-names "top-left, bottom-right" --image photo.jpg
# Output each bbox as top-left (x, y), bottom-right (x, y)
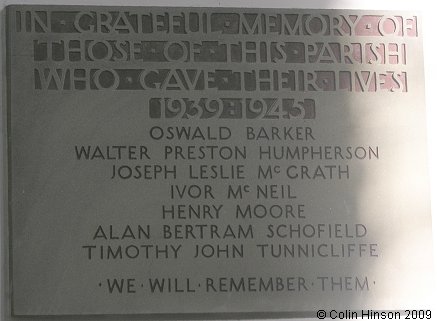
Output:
top-left (6, 5), bottom-right (434, 318)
